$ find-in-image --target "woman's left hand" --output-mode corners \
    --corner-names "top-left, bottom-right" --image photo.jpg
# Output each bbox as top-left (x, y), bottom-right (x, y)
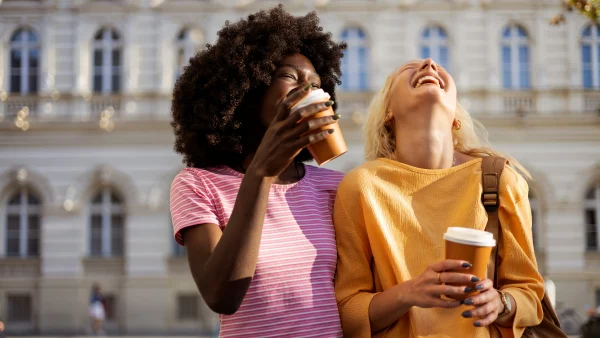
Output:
top-left (461, 278), bottom-right (504, 327)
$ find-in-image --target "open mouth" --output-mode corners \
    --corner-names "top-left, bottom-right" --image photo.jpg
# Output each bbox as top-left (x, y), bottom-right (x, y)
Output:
top-left (414, 75), bottom-right (445, 89)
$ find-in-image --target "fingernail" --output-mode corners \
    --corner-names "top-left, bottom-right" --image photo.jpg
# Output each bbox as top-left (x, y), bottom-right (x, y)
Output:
top-left (463, 299), bottom-right (474, 306)
top-left (324, 100), bottom-right (334, 107)
top-left (475, 284), bottom-right (484, 291)
top-left (461, 311), bottom-right (472, 318)
top-left (462, 262), bottom-right (472, 268)
top-left (470, 276), bottom-right (480, 283)
top-left (474, 322), bottom-right (482, 327)
top-left (332, 114), bottom-right (341, 120)
top-left (303, 84), bottom-right (312, 90)
top-left (464, 287), bottom-right (472, 293)
top-left (327, 129), bottom-right (334, 134)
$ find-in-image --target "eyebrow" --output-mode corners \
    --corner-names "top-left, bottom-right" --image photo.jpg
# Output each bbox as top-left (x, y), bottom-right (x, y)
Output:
top-left (278, 64), bottom-right (320, 80)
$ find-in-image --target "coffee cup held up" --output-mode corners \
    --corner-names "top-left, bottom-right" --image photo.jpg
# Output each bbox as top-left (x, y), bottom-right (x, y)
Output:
top-left (443, 227), bottom-right (496, 301)
top-left (291, 89), bottom-right (347, 165)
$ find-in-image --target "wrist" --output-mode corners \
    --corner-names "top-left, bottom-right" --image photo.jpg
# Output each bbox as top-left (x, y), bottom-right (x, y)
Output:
top-left (245, 165), bottom-right (276, 183)
top-left (394, 282), bottom-right (414, 310)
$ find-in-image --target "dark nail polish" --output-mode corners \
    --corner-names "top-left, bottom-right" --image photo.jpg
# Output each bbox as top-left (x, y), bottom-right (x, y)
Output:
top-left (475, 284), bottom-right (484, 291)
top-left (327, 129), bottom-right (334, 134)
top-left (325, 100), bottom-right (334, 107)
top-left (461, 311), bottom-right (472, 318)
top-left (464, 287), bottom-right (472, 293)
top-left (463, 299), bottom-right (474, 306)
top-left (474, 322), bottom-right (482, 327)
top-left (470, 276), bottom-right (480, 283)
top-left (303, 84), bottom-right (312, 90)
top-left (332, 114), bottom-right (341, 120)
top-left (462, 262), bottom-right (472, 268)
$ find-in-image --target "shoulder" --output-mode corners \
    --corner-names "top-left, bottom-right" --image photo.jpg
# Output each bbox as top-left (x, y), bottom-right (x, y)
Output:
top-left (306, 165), bottom-right (345, 187)
top-left (337, 160), bottom-right (382, 195)
top-left (499, 162), bottom-right (529, 203)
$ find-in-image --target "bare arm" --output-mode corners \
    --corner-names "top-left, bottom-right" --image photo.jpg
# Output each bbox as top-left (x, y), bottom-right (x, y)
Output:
top-left (183, 171), bottom-right (273, 315)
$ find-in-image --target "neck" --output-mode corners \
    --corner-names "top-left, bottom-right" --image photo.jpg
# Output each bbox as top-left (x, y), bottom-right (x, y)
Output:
top-left (392, 115), bottom-right (455, 169)
top-left (239, 156), bottom-right (303, 184)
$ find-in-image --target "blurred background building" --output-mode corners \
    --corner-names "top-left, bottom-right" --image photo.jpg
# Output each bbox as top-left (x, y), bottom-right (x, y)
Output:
top-left (0, 0), bottom-right (598, 335)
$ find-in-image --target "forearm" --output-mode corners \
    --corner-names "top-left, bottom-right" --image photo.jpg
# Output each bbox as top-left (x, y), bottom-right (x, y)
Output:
top-left (198, 169), bottom-right (273, 313)
top-left (369, 285), bottom-right (411, 333)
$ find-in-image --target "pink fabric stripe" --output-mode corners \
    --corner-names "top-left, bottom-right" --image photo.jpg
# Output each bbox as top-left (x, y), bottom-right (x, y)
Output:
top-left (170, 165), bottom-right (343, 337)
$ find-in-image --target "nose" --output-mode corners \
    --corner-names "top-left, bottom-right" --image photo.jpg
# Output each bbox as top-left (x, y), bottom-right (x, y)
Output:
top-left (420, 58), bottom-right (438, 72)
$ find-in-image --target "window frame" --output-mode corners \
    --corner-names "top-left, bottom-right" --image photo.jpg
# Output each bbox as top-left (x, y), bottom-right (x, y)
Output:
top-left (89, 187), bottom-right (125, 257)
top-left (340, 27), bottom-right (369, 92)
top-left (501, 24), bottom-right (531, 90)
top-left (4, 187), bottom-right (41, 258)
top-left (581, 24), bottom-right (600, 89)
top-left (9, 28), bottom-right (40, 95)
top-left (174, 27), bottom-right (204, 82)
top-left (92, 28), bottom-right (123, 94)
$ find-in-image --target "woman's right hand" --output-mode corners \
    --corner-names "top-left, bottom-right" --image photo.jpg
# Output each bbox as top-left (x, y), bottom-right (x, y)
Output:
top-left (399, 259), bottom-right (479, 309)
top-left (248, 84), bottom-right (338, 178)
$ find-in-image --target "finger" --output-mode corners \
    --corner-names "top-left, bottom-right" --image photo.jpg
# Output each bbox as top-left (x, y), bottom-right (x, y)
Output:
top-left (292, 129), bottom-right (334, 148)
top-left (429, 259), bottom-right (472, 273)
top-left (275, 84), bottom-right (312, 121)
top-left (292, 114), bottom-right (340, 136)
top-left (440, 272), bottom-right (480, 286)
top-left (428, 297), bottom-right (461, 309)
top-left (464, 288), bottom-right (497, 307)
top-left (473, 311), bottom-right (499, 327)
top-left (472, 279), bottom-right (494, 292)
top-left (430, 284), bottom-right (470, 298)
top-left (467, 299), bottom-right (497, 319)
top-left (285, 100), bottom-right (335, 126)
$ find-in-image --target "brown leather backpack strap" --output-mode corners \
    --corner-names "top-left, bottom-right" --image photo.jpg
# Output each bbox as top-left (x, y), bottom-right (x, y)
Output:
top-left (481, 156), bottom-right (506, 288)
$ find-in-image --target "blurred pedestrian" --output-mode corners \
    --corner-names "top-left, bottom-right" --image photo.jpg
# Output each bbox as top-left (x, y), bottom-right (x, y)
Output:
top-left (88, 284), bottom-right (106, 336)
top-left (169, 5), bottom-right (346, 337)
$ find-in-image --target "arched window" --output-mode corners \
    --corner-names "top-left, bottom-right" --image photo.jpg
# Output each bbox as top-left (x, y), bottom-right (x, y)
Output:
top-left (10, 28), bottom-right (39, 95)
top-left (501, 24), bottom-right (530, 89)
top-left (92, 28), bottom-right (122, 94)
top-left (5, 188), bottom-right (40, 257)
top-left (582, 24), bottom-right (600, 89)
top-left (585, 184), bottom-right (600, 251)
top-left (90, 188), bottom-right (124, 257)
top-left (420, 26), bottom-right (449, 70)
top-left (340, 28), bottom-right (368, 91)
top-left (175, 28), bottom-right (204, 81)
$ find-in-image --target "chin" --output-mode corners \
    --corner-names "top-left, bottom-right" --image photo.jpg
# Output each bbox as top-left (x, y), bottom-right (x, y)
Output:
top-left (295, 148), bottom-right (314, 163)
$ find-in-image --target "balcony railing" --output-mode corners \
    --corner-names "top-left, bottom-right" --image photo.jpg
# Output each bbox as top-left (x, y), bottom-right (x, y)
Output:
top-left (583, 91), bottom-right (600, 114)
top-left (2, 96), bottom-right (40, 119)
top-left (501, 92), bottom-right (535, 116)
top-left (0, 258), bottom-right (41, 278)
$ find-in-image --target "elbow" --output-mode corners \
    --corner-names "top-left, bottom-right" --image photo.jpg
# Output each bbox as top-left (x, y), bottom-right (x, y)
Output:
top-left (203, 294), bottom-right (242, 315)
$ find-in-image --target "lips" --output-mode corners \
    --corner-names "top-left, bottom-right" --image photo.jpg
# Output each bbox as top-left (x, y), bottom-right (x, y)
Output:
top-left (413, 73), bottom-right (445, 89)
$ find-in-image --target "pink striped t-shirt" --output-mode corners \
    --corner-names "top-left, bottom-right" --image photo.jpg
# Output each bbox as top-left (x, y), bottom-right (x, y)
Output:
top-left (170, 165), bottom-right (344, 338)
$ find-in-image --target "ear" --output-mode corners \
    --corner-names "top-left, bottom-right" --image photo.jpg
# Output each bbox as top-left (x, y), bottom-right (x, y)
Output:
top-left (385, 110), bottom-right (394, 123)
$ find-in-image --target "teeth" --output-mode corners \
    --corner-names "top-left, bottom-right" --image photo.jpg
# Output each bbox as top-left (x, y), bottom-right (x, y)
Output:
top-left (415, 75), bottom-right (440, 88)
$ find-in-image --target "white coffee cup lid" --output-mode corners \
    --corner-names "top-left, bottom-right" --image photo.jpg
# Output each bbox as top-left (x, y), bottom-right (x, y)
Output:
top-left (443, 227), bottom-right (496, 247)
top-left (291, 88), bottom-right (331, 113)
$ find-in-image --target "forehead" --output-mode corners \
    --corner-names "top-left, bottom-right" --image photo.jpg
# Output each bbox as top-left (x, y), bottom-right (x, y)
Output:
top-left (278, 54), bottom-right (317, 73)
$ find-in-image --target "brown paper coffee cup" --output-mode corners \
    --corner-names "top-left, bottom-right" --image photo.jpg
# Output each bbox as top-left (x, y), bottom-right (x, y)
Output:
top-left (291, 89), bottom-right (348, 165)
top-left (443, 227), bottom-right (496, 301)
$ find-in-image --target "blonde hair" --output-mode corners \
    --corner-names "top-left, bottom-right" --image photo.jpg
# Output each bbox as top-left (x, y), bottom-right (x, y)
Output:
top-left (363, 68), bottom-right (531, 179)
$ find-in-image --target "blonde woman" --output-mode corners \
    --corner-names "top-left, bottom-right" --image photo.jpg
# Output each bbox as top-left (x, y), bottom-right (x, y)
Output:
top-left (334, 58), bottom-right (543, 338)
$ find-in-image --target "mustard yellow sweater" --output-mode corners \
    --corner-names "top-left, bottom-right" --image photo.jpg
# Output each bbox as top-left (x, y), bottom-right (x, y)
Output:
top-left (334, 158), bottom-right (544, 338)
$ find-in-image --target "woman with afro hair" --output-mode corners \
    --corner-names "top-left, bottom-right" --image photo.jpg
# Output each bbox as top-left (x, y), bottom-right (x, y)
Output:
top-left (169, 6), bottom-right (346, 337)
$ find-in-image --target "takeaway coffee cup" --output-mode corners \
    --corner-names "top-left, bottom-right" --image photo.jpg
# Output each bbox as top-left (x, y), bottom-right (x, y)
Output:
top-left (443, 227), bottom-right (496, 300)
top-left (291, 89), bottom-right (348, 165)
